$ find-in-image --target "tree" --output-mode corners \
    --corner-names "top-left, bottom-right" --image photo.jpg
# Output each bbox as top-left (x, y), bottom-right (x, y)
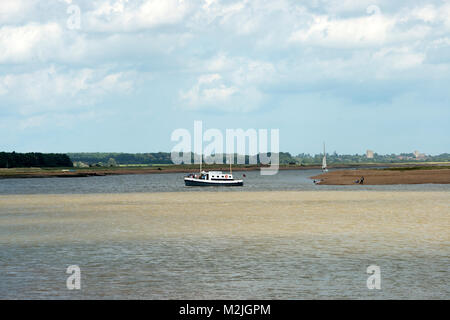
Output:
top-left (107, 158), bottom-right (117, 167)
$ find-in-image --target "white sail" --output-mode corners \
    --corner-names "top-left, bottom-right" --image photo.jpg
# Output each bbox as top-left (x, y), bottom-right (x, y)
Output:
top-left (322, 142), bottom-right (328, 172)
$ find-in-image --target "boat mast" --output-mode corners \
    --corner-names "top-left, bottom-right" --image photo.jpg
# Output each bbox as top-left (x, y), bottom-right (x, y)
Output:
top-left (229, 153), bottom-right (232, 174)
top-left (200, 153), bottom-right (202, 173)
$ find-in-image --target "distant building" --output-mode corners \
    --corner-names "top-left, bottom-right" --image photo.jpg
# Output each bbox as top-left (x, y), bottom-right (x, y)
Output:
top-left (366, 150), bottom-right (374, 159)
top-left (73, 161), bottom-right (89, 168)
top-left (414, 150), bottom-right (426, 160)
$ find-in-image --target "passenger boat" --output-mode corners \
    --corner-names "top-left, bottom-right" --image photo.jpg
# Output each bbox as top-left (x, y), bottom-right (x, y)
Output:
top-left (184, 155), bottom-right (244, 187)
top-left (184, 171), bottom-right (244, 186)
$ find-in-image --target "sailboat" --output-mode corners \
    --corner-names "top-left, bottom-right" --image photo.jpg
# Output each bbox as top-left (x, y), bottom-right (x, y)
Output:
top-left (322, 142), bottom-right (328, 173)
top-left (184, 154), bottom-right (244, 186)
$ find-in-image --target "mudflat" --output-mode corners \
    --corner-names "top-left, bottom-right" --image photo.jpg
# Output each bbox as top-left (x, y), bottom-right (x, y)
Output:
top-left (1, 191), bottom-right (448, 242)
top-left (311, 168), bottom-right (450, 185)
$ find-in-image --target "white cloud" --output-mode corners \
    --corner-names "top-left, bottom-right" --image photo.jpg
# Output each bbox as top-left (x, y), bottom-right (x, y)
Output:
top-left (289, 12), bottom-right (394, 48)
top-left (205, 53), bottom-right (276, 82)
top-left (310, 0), bottom-right (382, 14)
top-left (429, 37), bottom-right (450, 49)
top-left (372, 47), bottom-right (425, 70)
top-left (198, 73), bottom-right (222, 84)
top-left (408, 4), bottom-right (437, 23)
top-left (199, 0), bottom-right (247, 25)
top-left (180, 72), bottom-right (237, 108)
top-left (192, 0), bottom-right (298, 37)
top-left (0, 66), bottom-right (137, 114)
top-left (0, 22), bottom-right (85, 63)
top-left (18, 110), bottom-right (100, 130)
top-left (180, 54), bottom-right (274, 111)
top-left (0, 0), bottom-right (449, 118)
top-left (0, 0), bottom-right (37, 24)
top-left (288, 2), bottom-right (450, 49)
top-left (179, 74), bottom-right (263, 112)
top-left (84, 0), bottom-right (190, 32)
top-left (0, 23), bottom-right (61, 62)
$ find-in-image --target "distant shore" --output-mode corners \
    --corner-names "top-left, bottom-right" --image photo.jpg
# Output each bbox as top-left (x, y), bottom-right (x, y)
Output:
top-left (0, 164), bottom-right (304, 179)
top-left (0, 162), bottom-right (449, 179)
top-left (311, 167), bottom-right (450, 185)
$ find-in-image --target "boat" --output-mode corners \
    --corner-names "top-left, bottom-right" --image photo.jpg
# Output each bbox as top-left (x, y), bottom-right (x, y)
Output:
top-left (184, 155), bottom-right (244, 187)
top-left (322, 142), bottom-right (328, 173)
top-left (184, 171), bottom-right (244, 186)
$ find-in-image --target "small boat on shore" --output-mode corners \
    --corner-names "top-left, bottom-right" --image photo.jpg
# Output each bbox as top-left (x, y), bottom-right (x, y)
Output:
top-left (184, 171), bottom-right (244, 186)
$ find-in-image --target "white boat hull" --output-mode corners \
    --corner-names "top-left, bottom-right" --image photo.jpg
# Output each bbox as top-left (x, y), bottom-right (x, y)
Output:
top-left (184, 177), bottom-right (244, 186)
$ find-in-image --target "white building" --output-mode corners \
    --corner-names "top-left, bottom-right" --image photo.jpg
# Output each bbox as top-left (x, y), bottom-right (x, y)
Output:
top-left (414, 150), bottom-right (426, 159)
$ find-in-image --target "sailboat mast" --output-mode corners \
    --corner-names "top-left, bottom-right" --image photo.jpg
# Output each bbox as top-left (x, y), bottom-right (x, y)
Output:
top-left (229, 154), bottom-right (232, 174)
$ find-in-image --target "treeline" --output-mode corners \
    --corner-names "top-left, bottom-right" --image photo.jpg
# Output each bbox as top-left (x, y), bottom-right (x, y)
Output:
top-left (68, 152), bottom-right (173, 165)
top-left (3, 151), bottom-right (448, 168)
top-left (295, 152), bottom-right (450, 165)
top-left (68, 152), bottom-right (296, 166)
top-left (68, 152), bottom-right (450, 166)
top-left (0, 152), bottom-right (73, 168)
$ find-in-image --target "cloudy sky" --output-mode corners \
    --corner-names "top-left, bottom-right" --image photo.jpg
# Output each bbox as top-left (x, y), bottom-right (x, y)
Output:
top-left (1, 0), bottom-right (449, 154)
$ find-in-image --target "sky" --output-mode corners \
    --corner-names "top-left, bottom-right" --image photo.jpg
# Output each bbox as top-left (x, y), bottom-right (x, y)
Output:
top-left (0, 0), bottom-right (449, 155)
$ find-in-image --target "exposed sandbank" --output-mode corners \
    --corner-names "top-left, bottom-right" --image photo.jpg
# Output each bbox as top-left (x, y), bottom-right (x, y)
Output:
top-left (1, 191), bottom-right (448, 245)
top-left (311, 168), bottom-right (450, 185)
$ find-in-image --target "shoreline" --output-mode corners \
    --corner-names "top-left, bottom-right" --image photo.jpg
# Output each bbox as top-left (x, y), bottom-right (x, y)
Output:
top-left (0, 165), bottom-right (294, 179)
top-left (311, 168), bottom-right (450, 185)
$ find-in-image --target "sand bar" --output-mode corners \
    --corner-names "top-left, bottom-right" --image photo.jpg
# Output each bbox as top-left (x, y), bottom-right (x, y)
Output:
top-left (311, 168), bottom-right (450, 185)
top-left (1, 191), bottom-right (448, 250)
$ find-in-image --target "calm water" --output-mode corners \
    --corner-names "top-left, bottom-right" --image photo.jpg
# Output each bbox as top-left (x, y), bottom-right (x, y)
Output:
top-left (1, 169), bottom-right (449, 194)
top-left (0, 171), bottom-right (449, 299)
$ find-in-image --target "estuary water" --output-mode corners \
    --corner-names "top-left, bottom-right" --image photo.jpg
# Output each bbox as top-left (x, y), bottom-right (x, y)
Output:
top-left (0, 170), bottom-right (449, 299)
top-left (0, 169), bottom-right (449, 194)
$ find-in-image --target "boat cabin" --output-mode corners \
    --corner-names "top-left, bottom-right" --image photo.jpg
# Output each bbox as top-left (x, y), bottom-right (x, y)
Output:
top-left (187, 171), bottom-right (234, 180)
top-left (208, 171), bottom-right (234, 180)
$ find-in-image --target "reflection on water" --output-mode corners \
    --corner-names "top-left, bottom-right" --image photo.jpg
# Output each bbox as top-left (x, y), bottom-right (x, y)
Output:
top-left (0, 191), bottom-right (448, 299)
